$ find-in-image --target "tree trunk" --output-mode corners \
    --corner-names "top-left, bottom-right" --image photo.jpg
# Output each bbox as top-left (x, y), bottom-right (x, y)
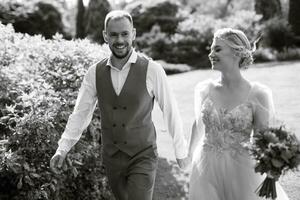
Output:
top-left (76, 0), bottom-right (85, 38)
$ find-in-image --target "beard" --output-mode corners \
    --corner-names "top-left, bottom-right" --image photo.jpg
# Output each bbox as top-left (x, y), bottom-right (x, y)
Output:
top-left (112, 50), bottom-right (129, 59)
top-left (111, 44), bottom-right (131, 59)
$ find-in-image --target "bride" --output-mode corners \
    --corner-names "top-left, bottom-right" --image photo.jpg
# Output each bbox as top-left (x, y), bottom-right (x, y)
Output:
top-left (187, 28), bottom-right (289, 200)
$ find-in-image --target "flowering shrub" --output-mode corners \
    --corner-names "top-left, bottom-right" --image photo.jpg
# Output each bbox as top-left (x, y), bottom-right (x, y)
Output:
top-left (0, 22), bottom-right (114, 199)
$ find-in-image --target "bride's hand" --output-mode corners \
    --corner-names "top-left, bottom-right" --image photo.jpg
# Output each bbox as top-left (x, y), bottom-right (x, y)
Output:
top-left (177, 155), bottom-right (192, 170)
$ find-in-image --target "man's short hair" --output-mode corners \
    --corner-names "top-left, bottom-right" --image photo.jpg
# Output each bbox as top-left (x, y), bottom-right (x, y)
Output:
top-left (104, 10), bottom-right (133, 30)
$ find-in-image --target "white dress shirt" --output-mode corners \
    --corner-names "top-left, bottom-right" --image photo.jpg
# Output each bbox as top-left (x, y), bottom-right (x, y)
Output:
top-left (57, 50), bottom-right (188, 159)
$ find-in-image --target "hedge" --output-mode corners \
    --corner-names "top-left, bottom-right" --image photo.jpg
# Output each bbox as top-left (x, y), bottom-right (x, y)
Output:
top-left (0, 22), bottom-right (114, 200)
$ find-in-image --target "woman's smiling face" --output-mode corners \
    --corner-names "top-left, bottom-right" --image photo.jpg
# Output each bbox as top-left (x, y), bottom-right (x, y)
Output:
top-left (208, 38), bottom-right (239, 71)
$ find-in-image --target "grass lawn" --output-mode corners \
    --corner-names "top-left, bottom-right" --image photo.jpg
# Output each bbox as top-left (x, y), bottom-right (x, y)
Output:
top-left (153, 61), bottom-right (300, 200)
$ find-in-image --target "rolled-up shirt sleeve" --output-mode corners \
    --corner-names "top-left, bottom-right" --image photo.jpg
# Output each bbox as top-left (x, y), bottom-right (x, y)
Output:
top-left (57, 64), bottom-right (98, 153)
top-left (147, 61), bottom-right (188, 159)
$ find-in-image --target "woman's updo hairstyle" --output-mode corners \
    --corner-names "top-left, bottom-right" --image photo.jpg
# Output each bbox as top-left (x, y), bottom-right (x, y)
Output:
top-left (214, 28), bottom-right (257, 69)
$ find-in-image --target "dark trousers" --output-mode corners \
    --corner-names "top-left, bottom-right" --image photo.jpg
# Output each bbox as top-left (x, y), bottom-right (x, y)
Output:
top-left (103, 146), bottom-right (158, 200)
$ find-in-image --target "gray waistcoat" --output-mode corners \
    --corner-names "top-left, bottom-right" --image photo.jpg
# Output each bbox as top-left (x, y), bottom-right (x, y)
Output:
top-left (95, 55), bottom-right (156, 156)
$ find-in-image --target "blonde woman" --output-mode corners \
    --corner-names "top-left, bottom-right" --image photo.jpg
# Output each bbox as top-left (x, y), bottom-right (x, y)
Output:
top-left (187, 28), bottom-right (289, 200)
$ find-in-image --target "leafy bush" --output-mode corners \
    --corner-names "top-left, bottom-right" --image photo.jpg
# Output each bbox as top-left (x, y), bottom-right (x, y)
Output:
top-left (276, 48), bottom-right (300, 61)
top-left (254, 0), bottom-right (282, 21)
top-left (253, 47), bottom-right (300, 63)
top-left (253, 48), bottom-right (277, 63)
top-left (0, 22), bottom-right (114, 200)
top-left (135, 25), bottom-right (172, 59)
top-left (82, 0), bottom-right (112, 44)
top-left (156, 60), bottom-right (191, 75)
top-left (289, 0), bottom-right (300, 37)
top-left (188, 0), bottom-right (254, 18)
top-left (136, 10), bottom-right (262, 69)
top-left (0, 0), bottom-right (68, 39)
top-left (129, 1), bottom-right (183, 36)
top-left (260, 17), bottom-right (295, 52)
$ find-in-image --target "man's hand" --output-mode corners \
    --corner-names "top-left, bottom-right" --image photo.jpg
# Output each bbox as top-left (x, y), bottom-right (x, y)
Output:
top-left (176, 155), bottom-right (192, 170)
top-left (50, 150), bottom-right (67, 174)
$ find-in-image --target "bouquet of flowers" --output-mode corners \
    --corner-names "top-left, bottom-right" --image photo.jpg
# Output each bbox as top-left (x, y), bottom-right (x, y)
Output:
top-left (248, 126), bottom-right (300, 199)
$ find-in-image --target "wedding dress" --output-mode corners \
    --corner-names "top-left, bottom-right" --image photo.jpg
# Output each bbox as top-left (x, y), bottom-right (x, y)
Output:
top-left (189, 79), bottom-right (289, 200)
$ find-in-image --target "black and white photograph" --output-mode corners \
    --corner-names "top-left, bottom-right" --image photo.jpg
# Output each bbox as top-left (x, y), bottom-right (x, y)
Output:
top-left (0, 0), bottom-right (299, 199)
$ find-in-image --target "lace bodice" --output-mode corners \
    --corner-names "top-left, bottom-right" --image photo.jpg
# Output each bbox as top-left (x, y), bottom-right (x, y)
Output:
top-left (201, 97), bottom-right (253, 156)
top-left (194, 79), bottom-right (274, 158)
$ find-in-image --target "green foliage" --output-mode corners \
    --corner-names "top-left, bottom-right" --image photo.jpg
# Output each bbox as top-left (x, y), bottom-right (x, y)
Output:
top-left (261, 17), bottom-right (295, 52)
top-left (0, 0), bottom-right (68, 39)
top-left (186, 0), bottom-right (254, 18)
top-left (0, 23), bottom-right (113, 200)
top-left (255, 0), bottom-right (282, 21)
top-left (156, 60), bottom-right (191, 75)
top-left (253, 48), bottom-right (277, 63)
top-left (76, 0), bottom-right (86, 38)
top-left (276, 48), bottom-right (300, 61)
top-left (83, 0), bottom-right (112, 44)
top-left (289, 0), bottom-right (300, 37)
top-left (129, 1), bottom-right (183, 37)
top-left (135, 10), bottom-right (262, 69)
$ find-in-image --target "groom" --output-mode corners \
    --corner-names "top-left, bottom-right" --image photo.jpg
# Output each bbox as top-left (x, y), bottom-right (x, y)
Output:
top-left (50, 10), bottom-right (189, 200)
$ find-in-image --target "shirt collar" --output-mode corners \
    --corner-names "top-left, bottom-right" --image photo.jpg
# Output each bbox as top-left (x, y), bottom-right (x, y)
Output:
top-left (107, 49), bottom-right (138, 71)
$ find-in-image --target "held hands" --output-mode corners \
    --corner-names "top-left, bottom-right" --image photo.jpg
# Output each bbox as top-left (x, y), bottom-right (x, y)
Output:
top-left (176, 155), bottom-right (192, 170)
top-left (50, 150), bottom-right (67, 174)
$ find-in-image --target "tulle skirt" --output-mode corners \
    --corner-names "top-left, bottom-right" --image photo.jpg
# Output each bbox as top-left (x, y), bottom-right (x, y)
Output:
top-left (189, 144), bottom-right (290, 200)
